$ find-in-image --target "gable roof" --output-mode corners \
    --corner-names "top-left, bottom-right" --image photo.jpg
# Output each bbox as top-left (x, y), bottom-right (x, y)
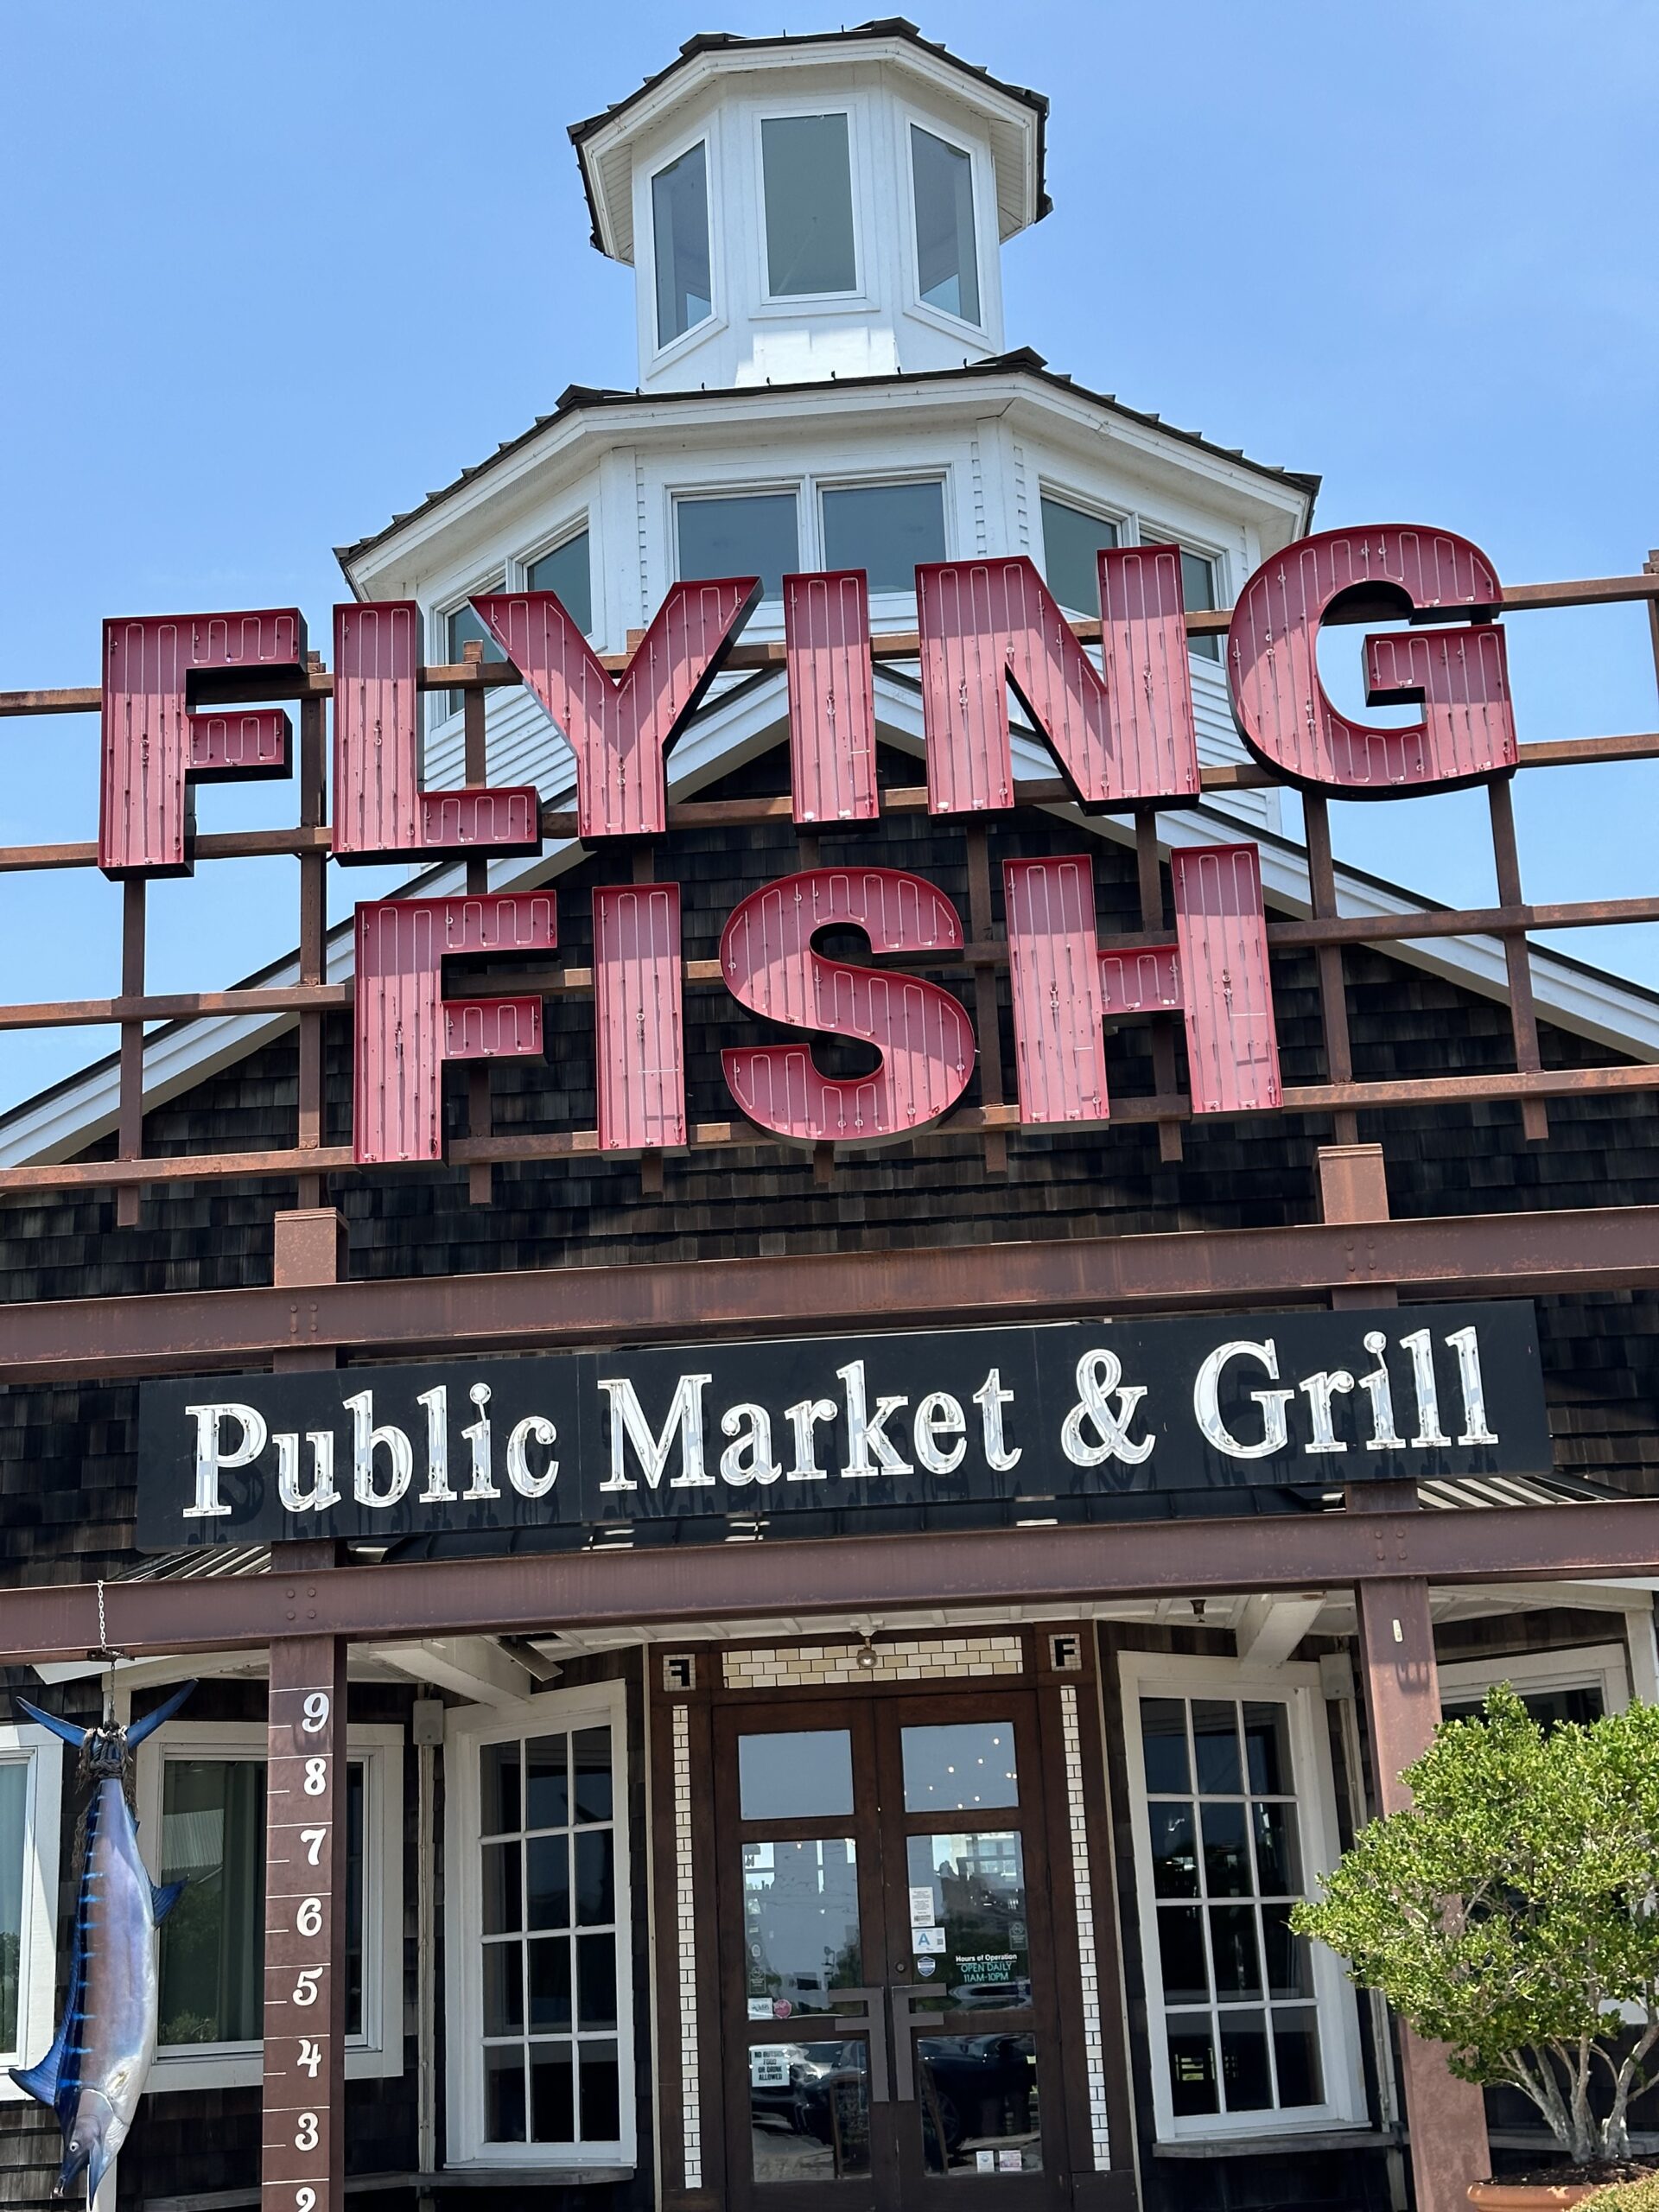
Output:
top-left (334, 348), bottom-right (1320, 581)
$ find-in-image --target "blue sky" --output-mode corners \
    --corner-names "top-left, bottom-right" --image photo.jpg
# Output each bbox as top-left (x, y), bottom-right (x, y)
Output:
top-left (2, 0), bottom-right (1656, 1112)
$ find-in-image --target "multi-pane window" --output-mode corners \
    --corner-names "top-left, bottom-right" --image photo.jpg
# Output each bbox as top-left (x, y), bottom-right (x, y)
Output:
top-left (527, 531), bottom-right (592, 638)
top-left (157, 1758), bottom-right (365, 2047)
top-left (911, 124), bottom-right (980, 324)
top-left (1140, 1694), bottom-right (1323, 2121)
top-left (1040, 495), bottom-right (1120, 618)
top-left (446, 599), bottom-right (506, 719)
top-left (677, 492), bottom-right (799, 601)
top-left (478, 1723), bottom-right (623, 2152)
top-left (821, 480), bottom-right (945, 593)
top-left (761, 113), bottom-right (856, 296)
top-left (652, 141), bottom-right (712, 347)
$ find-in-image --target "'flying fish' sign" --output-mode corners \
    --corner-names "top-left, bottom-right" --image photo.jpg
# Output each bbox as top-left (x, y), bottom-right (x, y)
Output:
top-left (136, 1303), bottom-right (1548, 1550)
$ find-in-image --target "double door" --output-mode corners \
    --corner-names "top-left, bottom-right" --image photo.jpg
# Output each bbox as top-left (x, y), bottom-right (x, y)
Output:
top-left (715, 1688), bottom-right (1074, 2209)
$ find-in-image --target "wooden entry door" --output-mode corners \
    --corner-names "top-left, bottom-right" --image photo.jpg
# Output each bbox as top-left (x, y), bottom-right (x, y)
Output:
top-left (715, 1687), bottom-right (1075, 2209)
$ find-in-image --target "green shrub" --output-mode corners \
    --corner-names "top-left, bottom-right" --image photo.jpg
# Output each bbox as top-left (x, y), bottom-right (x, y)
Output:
top-left (1294, 1687), bottom-right (1659, 2165)
top-left (1579, 2177), bottom-right (1659, 2210)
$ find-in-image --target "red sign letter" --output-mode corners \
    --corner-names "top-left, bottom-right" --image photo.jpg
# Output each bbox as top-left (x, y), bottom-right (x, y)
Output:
top-left (474, 578), bottom-right (760, 840)
top-left (353, 893), bottom-right (556, 1165)
top-left (332, 603), bottom-right (541, 862)
top-left (1227, 525), bottom-right (1516, 794)
top-left (721, 868), bottom-right (974, 1141)
top-left (1002, 843), bottom-right (1281, 1125)
top-left (593, 884), bottom-right (686, 1152)
top-left (100, 609), bottom-right (304, 877)
top-left (916, 550), bottom-right (1201, 817)
top-left (785, 569), bottom-right (878, 825)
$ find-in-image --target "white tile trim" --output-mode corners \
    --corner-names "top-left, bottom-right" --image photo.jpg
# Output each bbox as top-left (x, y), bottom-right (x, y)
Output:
top-left (1059, 1684), bottom-right (1111, 2169)
top-left (671, 1703), bottom-right (702, 2190)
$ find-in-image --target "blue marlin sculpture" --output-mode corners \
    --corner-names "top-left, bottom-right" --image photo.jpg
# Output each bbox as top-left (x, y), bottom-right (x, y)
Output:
top-left (10, 1683), bottom-right (196, 2202)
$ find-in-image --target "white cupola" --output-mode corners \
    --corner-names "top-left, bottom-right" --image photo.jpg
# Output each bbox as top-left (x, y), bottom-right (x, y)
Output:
top-left (569, 21), bottom-right (1049, 394)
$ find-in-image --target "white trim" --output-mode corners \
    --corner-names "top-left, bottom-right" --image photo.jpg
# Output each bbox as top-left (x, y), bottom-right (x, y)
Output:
top-left (1117, 1650), bottom-right (1367, 2145)
top-left (901, 111), bottom-right (988, 340)
top-left (645, 123), bottom-right (723, 365)
top-left (0, 1726), bottom-right (63, 2096)
top-left (442, 1682), bottom-right (636, 2172)
top-left (753, 100), bottom-right (866, 311)
top-left (1438, 1641), bottom-right (1631, 1717)
top-left (133, 1719), bottom-right (404, 2092)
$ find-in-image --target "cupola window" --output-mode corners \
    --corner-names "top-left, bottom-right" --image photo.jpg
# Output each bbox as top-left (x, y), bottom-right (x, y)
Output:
top-left (652, 140), bottom-right (712, 348)
top-left (912, 124), bottom-right (981, 325)
top-left (1039, 495), bottom-right (1120, 617)
top-left (821, 480), bottom-right (945, 593)
top-left (677, 491), bottom-right (799, 601)
top-left (761, 113), bottom-right (856, 296)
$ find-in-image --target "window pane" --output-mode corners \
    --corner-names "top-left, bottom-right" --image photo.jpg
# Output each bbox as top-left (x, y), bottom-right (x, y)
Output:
top-left (1149, 1802), bottom-right (1198, 1898)
top-left (527, 1834), bottom-right (570, 1931)
top-left (482, 1742), bottom-right (521, 1837)
top-left (577, 1931), bottom-right (617, 2030)
top-left (906, 1834), bottom-right (1028, 2009)
top-left (1201, 1801), bottom-right (1250, 1896)
top-left (1040, 496), bottom-right (1119, 618)
top-left (1210, 1904), bottom-right (1262, 1999)
top-left (1166, 2017), bottom-right (1218, 2114)
top-left (751, 2040), bottom-right (871, 2180)
top-left (447, 600), bottom-right (506, 716)
top-left (529, 1935), bottom-right (572, 2030)
top-left (1192, 1702), bottom-right (1243, 1796)
top-left (918, 2033), bottom-right (1039, 2174)
top-left (484, 1840), bottom-right (522, 1936)
top-left (484, 1941), bottom-right (524, 2035)
top-left (821, 482), bottom-right (945, 594)
top-left (899, 1720), bottom-right (1017, 1814)
top-left (1262, 1903), bottom-right (1313, 1999)
top-left (1140, 1699), bottom-right (1190, 1796)
top-left (1243, 1703), bottom-right (1291, 1796)
top-left (580, 2041), bottom-right (622, 2141)
top-left (525, 1735), bottom-right (569, 1832)
top-left (486, 2044), bottom-right (527, 2141)
top-left (575, 1828), bottom-right (615, 1924)
top-left (1251, 1802), bottom-right (1302, 1895)
top-left (762, 114), bottom-right (855, 296)
top-left (573, 1728), bottom-right (613, 1825)
top-left (1156, 1906), bottom-right (1209, 2005)
top-left (1155, 543), bottom-right (1218, 660)
top-left (677, 493), bottom-right (798, 601)
top-left (0, 1765), bottom-right (27, 2052)
top-left (159, 1758), bottom-right (266, 2044)
top-left (526, 533), bottom-right (592, 638)
top-left (740, 1730), bottom-right (855, 1821)
top-left (530, 2040), bottom-right (574, 2142)
top-left (744, 1839), bottom-right (860, 2014)
top-left (1219, 2011), bottom-right (1273, 2111)
top-left (1273, 2007), bottom-right (1325, 2107)
top-left (653, 141), bottom-right (711, 346)
top-left (912, 125), bottom-right (979, 324)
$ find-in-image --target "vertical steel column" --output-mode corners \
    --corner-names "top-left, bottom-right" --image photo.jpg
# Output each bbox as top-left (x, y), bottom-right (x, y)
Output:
top-left (1135, 809), bottom-right (1183, 1162)
top-left (1304, 796), bottom-right (1358, 1147)
top-left (1355, 1580), bottom-right (1490, 2212)
top-left (262, 1632), bottom-right (349, 2212)
top-left (462, 640), bottom-right (494, 1207)
top-left (964, 823), bottom-right (1008, 1175)
top-left (296, 659), bottom-right (327, 1211)
top-left (116, 880), bottom-right (146, 1227)
top-left (1487, 778), bottom-right (1548, 1142)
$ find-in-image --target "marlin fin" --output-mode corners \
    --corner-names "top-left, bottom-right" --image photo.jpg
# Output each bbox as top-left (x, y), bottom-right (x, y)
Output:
top-left (151, 1877), bottom-right (188, 1923)
top-left (125, 1679), bottom-right (198, 1751)
top-left (10, 2049), bottom-right (60, 2109)
top-left (10, 1698), bottom-right (87, 1752)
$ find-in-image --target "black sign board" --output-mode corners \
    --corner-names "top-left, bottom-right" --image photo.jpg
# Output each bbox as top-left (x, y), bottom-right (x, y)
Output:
top-left (134, 1302), bottom-right (1551, 1551)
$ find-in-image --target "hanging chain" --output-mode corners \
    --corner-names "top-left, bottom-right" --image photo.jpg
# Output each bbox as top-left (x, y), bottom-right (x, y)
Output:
top-left (96, 1579), bottom-right (108, 1653)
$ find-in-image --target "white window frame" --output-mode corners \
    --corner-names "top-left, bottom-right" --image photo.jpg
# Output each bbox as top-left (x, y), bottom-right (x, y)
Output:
top-left (1439, 1642), bottom-right (1630, 1719)
top-left (135, 1719), bottom-right (404, 2092)
top-left (443, 1681), bottom-right (635, 2171)
top-left (647, 123), bottom-right (723, 365)
top-left (752, 99), bottom-right (867, 313)
top-left (1034, 485), bottom-right (1128, 616)
top-left (670, 479), bottom-right (804, 625)
top-left (1133, 521), bottom-right (1226, 663)
top-left (901, 111), bottom-right (987, 339)
top-left (0, 1724), bottom-right (62, 2100)
top-left (815, 469), bottom-right (951, 616)
top-left (515, 516), bottom-right (596, 641)
top-left (431, 569), bottom-right (507, 737)
top-left (1119, 1650), bottom-right (1367, 2144)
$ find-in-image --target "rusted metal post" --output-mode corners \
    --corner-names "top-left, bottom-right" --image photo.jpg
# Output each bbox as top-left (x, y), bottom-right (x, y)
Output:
top-left (262, 1631), bottom-right (348, 2212)
top-left (1135, 810), bottom-right (1183, 1162)
top-left (116, 880), bottom-right (146, 1227)
top-left (1355, 1580), bottom-right (1490, 2212)
top-left (1304, 796), bottom-right (1359, 1147)
top-left (964, 823), bottom-right (1009, 1174)
top-left (1487, 778), bottom-right (1548, 1142)
top-left (1318, 1141), bottom-right (1397, 1310)
top-left (462, 639), bottom-right (494, 1206)
top-left (297, 661), bottom-right (327, 1211)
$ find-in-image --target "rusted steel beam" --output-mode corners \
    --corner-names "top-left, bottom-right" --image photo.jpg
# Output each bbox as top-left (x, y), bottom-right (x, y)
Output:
top-left (4, 1498), bottom-right (1659, 1665)
top-left (0, 1203), bottom-right (1655, 1384)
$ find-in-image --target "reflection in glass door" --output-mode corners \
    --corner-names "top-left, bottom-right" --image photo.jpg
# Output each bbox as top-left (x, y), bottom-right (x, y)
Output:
top-left (715, 1689), bottom-right (1072, 2209)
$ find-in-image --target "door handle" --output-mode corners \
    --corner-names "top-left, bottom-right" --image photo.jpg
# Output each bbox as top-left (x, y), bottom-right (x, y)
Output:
top-left (826, 1986), bottom-right (891, 2103)
top-left (888, 1984), bottom-right (945, 2103)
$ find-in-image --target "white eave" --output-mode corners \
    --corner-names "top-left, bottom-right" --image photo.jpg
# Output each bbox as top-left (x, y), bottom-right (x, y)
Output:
top-left (3, 665), bottom-right (1656, 1170)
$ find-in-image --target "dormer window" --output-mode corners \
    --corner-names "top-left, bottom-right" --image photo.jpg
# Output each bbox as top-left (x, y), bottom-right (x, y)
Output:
top-left (652, 141), bottom-right (712, 348)
top-left (912, 124), bottom-right (980, 326)
top-left (761, 114), bottom-right (856, 296)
